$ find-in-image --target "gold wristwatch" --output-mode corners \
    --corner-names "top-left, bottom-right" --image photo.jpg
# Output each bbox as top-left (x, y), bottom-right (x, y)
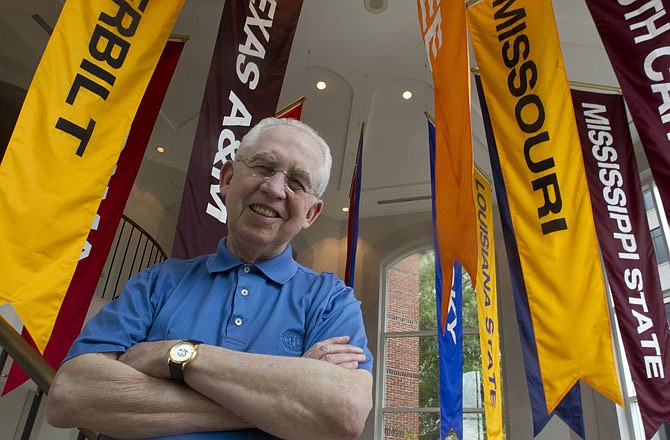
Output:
top-left (168, 340), bottom-right (199, 382)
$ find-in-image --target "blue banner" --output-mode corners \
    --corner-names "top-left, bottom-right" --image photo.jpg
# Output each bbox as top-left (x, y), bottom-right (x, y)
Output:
top-left (439, 261), bottom-right (463, 440)
top-left (429, 118), bottom-right (463, 439)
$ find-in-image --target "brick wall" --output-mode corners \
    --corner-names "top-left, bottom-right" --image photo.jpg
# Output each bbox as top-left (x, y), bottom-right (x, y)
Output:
top-left (384, 253), bottom-right (421, 439)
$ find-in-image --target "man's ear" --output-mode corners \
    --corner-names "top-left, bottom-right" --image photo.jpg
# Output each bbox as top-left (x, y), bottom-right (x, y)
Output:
top-left (219, 160), bottom-right (235, 200)
top-left (303, 199), bottom-right (324, 229)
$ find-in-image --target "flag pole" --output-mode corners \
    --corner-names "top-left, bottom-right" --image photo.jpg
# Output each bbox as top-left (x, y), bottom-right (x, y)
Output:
top-left (169, 34), bottom-right (190, 42)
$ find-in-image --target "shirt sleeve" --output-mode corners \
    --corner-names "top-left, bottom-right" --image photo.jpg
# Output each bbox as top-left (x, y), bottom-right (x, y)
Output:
top-left (303, 275), bottom-right (374, 373)
top-left (64, 266), bottom-right (160, 362)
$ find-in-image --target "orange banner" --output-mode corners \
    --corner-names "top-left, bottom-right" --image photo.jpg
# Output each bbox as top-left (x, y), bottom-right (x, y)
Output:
top-left (417, 0), bottom-right (478, 331)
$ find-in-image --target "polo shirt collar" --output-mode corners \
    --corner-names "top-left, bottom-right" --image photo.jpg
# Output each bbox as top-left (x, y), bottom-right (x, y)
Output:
top-left (206, 238), bottom-right (298, 285)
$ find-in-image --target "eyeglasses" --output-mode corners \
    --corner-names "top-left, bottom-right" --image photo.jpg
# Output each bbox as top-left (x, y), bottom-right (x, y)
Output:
top-left (236, 157), bottom-right (316, 196)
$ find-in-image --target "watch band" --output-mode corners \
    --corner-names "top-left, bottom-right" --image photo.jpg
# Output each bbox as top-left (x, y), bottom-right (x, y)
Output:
top-left (168, 357), bottom-right (187, 382)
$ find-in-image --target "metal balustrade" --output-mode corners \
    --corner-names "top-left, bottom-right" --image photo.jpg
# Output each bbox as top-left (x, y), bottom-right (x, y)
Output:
top-left (99, 215), bottom-right (167, 300)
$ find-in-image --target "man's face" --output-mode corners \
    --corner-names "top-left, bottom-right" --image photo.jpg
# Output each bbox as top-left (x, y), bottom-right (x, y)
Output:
top-left (220, 125), bottom-right (324, 263)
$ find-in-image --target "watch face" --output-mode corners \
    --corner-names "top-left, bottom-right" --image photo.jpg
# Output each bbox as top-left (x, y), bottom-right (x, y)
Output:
top-left (170, 342), bottom-right (195, 362)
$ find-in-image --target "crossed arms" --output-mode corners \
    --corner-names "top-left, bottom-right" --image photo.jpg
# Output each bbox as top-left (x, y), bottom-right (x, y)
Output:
top-left (46, 336), bottom-right (372, 439)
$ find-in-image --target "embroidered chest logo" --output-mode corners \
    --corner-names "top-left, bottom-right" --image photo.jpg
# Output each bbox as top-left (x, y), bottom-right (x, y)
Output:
top-left (280, 329), bottom-right (304, 354)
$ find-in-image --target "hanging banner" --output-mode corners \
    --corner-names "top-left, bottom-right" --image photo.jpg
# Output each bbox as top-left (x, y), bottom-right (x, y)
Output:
top-left (472, 168), bottom-right (502, 440)
top-left (438, 262), bottom-right (463, 440)
top-left (474, 74), bottom-right (585, 437)
top-left (585, 0), bottom-right (670, 225)
top-left (573, 89), bottom-right (670, 439)
top-left (428, 117), bottom-right (463, 440)
top-left (2, 40), bottom-right (185, 395)
top-left (417, 0), bottom-right (479, 329)
top-left (466, 0), bottom-right (622, 412)
top-left (345, 123), bottom-right (365, 287)
top-left (173, 0), bottom-right (304, 259)
top-left (0, 0), bottom-right (185, 353)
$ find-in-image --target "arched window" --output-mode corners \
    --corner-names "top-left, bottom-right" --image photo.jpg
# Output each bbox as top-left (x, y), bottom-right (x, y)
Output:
top-left (377, 248), bottom-right (486, 439)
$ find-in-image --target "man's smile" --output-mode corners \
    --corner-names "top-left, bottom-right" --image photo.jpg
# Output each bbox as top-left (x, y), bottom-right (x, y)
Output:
top-left (249, 203), bottom-right (279, 218)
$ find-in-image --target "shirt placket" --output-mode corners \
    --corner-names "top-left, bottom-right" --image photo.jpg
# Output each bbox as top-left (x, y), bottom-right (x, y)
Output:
top-left (226, 264), bottom-right (257, 347)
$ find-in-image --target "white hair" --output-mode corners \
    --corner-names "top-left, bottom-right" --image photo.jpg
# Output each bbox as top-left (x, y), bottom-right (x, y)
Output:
top-left (236, 117), bottom-right (332, 198)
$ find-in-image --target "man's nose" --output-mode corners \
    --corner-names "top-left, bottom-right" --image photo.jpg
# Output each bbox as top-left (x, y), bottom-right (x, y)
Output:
top-left (261, 171), bottom-right (288, 197)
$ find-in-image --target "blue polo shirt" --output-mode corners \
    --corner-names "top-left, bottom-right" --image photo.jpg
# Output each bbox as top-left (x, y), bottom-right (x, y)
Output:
top-left (66, 239), bottom-right (372, 439)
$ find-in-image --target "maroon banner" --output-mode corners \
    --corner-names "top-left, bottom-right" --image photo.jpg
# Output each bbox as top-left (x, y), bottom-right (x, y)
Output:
top-left (2, 41), bottom-right (185, 395)
top-left (172, 0), bottom-right (303, 259)
top-left (572, 89), bottom-right (670, 439)
top-left (585, 0), bottom-right (670, 226)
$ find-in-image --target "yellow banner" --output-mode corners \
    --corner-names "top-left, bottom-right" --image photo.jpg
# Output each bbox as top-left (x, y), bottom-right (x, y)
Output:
top-left (417, 0), bottom-right (478, 329)
top-left (466, 0), bottom-right (622, 411)
top-left (473, 169), bottom-right (502, 440)
top-left (0, 0), bottom-right (184, 352)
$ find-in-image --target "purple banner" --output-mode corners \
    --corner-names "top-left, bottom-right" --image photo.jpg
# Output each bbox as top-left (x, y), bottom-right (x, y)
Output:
top-left (585, 0), bottom-right (670, 227)
top-left (573, 89), bottom-right (670, 439)
top-left (173, 0), bottom-right (303, 258)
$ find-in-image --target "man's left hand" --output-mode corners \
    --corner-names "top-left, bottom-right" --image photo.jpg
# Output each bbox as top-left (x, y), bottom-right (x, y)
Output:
top-left (302, 336), bottom-right (366, 369)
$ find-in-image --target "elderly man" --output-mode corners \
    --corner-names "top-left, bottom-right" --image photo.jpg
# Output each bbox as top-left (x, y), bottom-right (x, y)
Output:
top-left (46, 118), bottom-right (373, 439)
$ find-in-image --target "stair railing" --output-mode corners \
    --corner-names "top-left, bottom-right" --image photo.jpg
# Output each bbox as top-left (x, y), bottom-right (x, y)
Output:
top-left (0, 315), bottom-right (98, 440)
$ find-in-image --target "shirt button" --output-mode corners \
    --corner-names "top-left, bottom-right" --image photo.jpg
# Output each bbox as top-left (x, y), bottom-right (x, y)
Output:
top-left (234, 317), bottom-right (243, 326)
top-left (243, 266), bottom-right (251, 273)
top-left (241, 288), bottom-right (249, 296)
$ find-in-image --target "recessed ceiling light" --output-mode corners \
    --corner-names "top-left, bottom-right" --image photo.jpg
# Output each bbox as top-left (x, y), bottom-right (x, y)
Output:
top-left (342, 206), bottom-right (350, 213)
top-left (364, 0), bottom-right (388, 14)
top-left (402, 90), bottom-right (413, 100)
top-left (316, 81), bottom-right (327, 90)
top-left (156, 146), bottom-right (166, 153)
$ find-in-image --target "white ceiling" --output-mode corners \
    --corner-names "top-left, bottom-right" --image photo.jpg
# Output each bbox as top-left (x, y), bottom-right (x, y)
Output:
top-left (0, 0), bottom-right (636, 223)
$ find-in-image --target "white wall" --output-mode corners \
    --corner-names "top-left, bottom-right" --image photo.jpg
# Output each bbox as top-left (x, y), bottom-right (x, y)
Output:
top-left (124, 158), bottom-right (186, 256)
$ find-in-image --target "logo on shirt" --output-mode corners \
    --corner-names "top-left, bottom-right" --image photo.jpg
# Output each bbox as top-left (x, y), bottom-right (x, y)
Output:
top-left (280, 329), bottom-right (304, 354)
